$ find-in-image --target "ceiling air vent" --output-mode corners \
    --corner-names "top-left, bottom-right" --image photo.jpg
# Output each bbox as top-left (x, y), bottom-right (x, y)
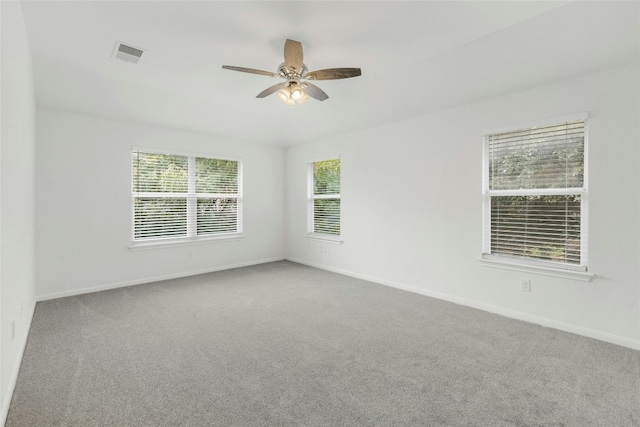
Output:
top-left (113, 41), bottom-right (144, 64)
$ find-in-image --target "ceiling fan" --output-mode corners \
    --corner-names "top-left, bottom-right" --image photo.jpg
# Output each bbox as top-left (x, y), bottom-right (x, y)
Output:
top-left (222, 39), bottom-right (361, 105)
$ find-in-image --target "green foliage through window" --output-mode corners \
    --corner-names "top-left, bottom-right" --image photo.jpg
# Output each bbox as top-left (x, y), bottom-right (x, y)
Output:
top-left (313, 160), bottom-right (340, 195)
top-left (196, 158), bottom-right (238, 194)
top-left (488, 121), bottom-right (584, 191)
top-left (132, 152), bottom-right (187, 193)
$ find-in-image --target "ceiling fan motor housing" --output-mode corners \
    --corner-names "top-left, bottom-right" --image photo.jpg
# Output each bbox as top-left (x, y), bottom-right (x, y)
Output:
top-left (278, 62), bottom-right (308, 82)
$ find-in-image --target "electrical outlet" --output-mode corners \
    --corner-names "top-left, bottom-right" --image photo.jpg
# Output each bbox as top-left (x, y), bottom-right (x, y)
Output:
top-left (320, 245), bottom-right (327, 253)
top-left (187, 249), bottom-right (193, 258)
top-left (520, 279), bottom-right (531, 292)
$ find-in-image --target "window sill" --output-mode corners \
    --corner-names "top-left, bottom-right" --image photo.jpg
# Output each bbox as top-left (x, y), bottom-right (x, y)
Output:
top-left (306, 234), bottom-right (343, 245)
top-left (479, 257), bottom-right (594, 282)
top-left (129, 234), bottom-right (244, 251)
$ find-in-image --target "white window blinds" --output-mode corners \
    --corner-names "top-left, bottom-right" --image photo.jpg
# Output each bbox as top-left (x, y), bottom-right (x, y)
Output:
top-left (483, 119), bottom-right (587, 270)
top-left (132, 150), bottom-right (242, 242)
top-left (195, 158), bottom-right (241, 236)
top-left (308, 159), bottom-right (341, 236)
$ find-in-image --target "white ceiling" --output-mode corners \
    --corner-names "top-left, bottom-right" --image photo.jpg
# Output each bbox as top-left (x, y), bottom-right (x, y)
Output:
top-left (19, 1), bottom-right (640, 147)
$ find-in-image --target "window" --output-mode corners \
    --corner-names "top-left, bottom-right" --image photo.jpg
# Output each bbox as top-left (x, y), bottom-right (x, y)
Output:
top-left (131, 150), bottom-right (242, 244)
top-left (308, 158), bottom-right (341, 239)
top-left (482, 117), bottom-right (587, 271)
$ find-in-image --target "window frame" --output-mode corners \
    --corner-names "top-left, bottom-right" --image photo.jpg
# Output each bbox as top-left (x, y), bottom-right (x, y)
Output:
top-left (481, 114), bottom-right (591, 278)
top-left (307, 156), bottom-right (342, 243)
top-left (130, 148), bottom-right (243, 249)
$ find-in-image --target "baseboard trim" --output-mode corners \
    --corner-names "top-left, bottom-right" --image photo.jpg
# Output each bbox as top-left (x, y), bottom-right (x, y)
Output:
top-left (1, 300), bottom-right (36, 427)
top-left (286, 257), bottom-right (640, 351)
top-left (36, 257), bottom-right (286, 302)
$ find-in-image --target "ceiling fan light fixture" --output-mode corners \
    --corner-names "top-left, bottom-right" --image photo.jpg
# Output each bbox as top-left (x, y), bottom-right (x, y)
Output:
top-left (291, 86), bottom-right (304, 100)
top-left (277, 91), bottom-right (289, 102)
top-left (277, 82), bottom-right (309, 106)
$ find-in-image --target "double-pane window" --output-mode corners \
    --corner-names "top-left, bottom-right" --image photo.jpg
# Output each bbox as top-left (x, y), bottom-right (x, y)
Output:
top-left (482, 118), bottom-right (587, 271)
top-left (308, 159), bottom-right (341, 237)
top-left (132, 150), bottom-right (242, 243)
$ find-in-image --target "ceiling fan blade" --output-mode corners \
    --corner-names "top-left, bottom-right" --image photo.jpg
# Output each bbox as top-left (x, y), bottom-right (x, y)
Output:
top-left (306, 68), bottom-right (362, 80)
top-left (256, 82), bottom-right (286, 98)
top-left (284, 39), bottom-right (304, 72)
top-left (222, 65), bottom-right (279, 78)
top-left (302, 82), bottom-right (329, 101)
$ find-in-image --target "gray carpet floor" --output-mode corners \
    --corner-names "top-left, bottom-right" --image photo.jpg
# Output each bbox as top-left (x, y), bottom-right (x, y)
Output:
top-left (6, 261), bottom-right (640, 426)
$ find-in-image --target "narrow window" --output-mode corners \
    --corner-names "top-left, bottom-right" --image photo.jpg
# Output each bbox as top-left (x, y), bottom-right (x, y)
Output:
top-left (132, 150), bottom-right (242, 243)
top-left (482, 118), bottom-right (587, 271)
top-left (308, 158), bottom-right (341, 238)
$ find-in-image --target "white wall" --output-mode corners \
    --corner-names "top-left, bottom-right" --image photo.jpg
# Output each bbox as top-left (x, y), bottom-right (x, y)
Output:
top-left (286, 63), bottom-right (640, 349)
top-left (35, 109), bottom-right (285, 299)
top-left (0, 0), bottom-right (37, 421)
